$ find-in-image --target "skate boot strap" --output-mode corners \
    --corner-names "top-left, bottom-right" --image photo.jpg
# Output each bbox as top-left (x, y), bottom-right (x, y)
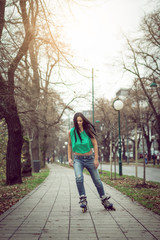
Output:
top-left (79, 197), bottom-right (87, 203)
top-left (101, 195), bottom-right (110, 201)
top-left (79, 195), bottom-right (87, 200)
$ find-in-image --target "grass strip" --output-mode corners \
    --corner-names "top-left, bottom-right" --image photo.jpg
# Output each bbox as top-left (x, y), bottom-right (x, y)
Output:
top-left (0, 166), bottom-right (50, 215)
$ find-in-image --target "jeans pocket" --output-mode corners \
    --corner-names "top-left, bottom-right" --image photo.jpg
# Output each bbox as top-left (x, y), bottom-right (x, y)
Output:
top-left (74, 156), bottom-right (79, 161)
top-left (88, 155), bottom-right (94, 160)
top-left (73, 158), bottom-right (77, 164)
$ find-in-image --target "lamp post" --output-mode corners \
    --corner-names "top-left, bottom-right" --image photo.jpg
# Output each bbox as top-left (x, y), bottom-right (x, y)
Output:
top-left (92, 68), bottom-right (94, 125)
top-left (112, 98), bottom-right (124, 176)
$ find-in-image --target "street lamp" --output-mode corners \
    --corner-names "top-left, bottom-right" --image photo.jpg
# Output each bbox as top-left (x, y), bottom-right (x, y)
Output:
top-left (92, 68), bottom-right (94, 125)
top-left (150, 80), bottom-right (157, 88)
top-left (112, 98), bottom-right (124, 176)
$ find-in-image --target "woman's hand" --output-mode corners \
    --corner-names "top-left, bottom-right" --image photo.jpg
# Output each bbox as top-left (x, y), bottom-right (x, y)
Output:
top-left (68, 158), bottom-right (73, 167)
top-left (94, 159), bottom-right (99, 169)
top-left (68, 131), bottom-right (73, 167)
top-left (91, 138), bottom-right (99, 168)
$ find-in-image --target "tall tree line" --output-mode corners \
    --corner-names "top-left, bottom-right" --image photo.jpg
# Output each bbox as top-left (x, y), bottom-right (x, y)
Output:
top-left (0, 0), bottom-right (73, 185)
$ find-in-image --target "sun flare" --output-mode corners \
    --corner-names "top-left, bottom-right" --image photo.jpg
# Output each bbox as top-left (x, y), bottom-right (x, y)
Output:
top-left (63, 0), bottom-right (142, 63)
top-left (53, 0), bottom-right (155, 108)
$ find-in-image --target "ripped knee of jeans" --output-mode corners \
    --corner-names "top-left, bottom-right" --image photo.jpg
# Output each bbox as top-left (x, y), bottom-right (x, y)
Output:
top-left (75, 174), bottom-right (83, 182)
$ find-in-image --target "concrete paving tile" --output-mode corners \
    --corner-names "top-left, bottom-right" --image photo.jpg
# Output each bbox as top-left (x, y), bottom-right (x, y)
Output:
top-left (141, 223), bottom-right (160, 229)
top-left (119, 222), bottom-right (145, 227)
top-left (0, 224), bottom-right (18, 228)
top-left (40, 233), bottom-right (68, 239)
top-left (153, 232), bottom-right (160, 238)
top-left (69, 233), bottom-right (98, 239)
top-left (97, 232), bottom-right (126, 238)
top-left (70, 222), bottom-right (94, 228)
top-left (42, 227), bottom-right (69, 234)
top-left (93, 219), bottom-right (117, 224)
top-left (28, 212), bottom-right (49, 217)
top-left (90, 208), bottom-right (110, 217)
top-left (23, 219), bottom-right (46, 225)
top-left (120, 226), bottom-right (146, 231)
top-left (70, 227), bottom-right (96, 234)
top-left (0, 238), bottom-right (11, 240)
top-left (0, 228), bottom-right (17, 234)
top-left (98, 238), bottom-right (126, 240)
top-left (11, 233), bottom-right (40, 240)
top-left (32, 208), bottom-right (52, 212)
top-left (125, 238), bottom-right (156, 240)
top-left (94, 224), bottom-right (119, 229)
top-left (49, 211), bottom-right (69, 217)
top-left (69, 237), bottom-right (97, 240)
top-left (70, 214), bottom-right (92, 220)
top-left (0, 233), bottom-right (13, 238)
top-left (15, 228), bottom-right (42, 234)
top-left (45, 223), bottom-right (69, 228)
top-left (47, 219), bottom-right (69, 226)
top-left (124, 230), bottom-right (156, 238)
top-left (47, 217), bottom-right (69, 222)
top-left (96, 228), bottom-right (123, 234)
top-left (3, 215), bottom-right (26, 221)
top-left (70, 218), bottom-right (93, 222)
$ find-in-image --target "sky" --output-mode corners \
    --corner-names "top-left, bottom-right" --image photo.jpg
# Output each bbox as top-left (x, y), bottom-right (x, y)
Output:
top-left (47, 0), bottom-right (157, 113)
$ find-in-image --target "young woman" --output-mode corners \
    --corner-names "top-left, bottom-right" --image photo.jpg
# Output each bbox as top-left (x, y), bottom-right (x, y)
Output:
top-left (68, 112), bottom-right (114, 211)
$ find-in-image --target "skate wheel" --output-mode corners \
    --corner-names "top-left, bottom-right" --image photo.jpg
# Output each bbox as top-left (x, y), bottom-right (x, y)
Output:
top-left (104, 205), bottom-right (116, 211)
top-left (82, 207), bottom-right (87, 213)
top-left (104, 206), bottom-right (109, 211)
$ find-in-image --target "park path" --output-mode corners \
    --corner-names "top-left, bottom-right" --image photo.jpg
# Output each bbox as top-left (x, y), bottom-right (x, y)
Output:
top-left (0, 163), bottom-right (160, 240)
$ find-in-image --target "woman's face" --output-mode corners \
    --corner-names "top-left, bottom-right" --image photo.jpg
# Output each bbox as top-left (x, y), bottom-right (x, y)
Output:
top-left (77, 116), bottom-right (83, 128)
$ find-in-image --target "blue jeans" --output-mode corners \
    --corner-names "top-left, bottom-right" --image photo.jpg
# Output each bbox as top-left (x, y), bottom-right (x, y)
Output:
top-left (73, 154), bottom-right (105, 198)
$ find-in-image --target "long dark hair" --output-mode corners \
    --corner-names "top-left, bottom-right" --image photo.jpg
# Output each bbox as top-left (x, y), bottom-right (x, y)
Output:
top-left (73, 112), bottom-right (97, 142)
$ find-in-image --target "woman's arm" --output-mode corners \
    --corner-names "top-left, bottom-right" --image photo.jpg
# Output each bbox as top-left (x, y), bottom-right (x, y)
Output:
top-left (68, 131), bottom-right (73, 167)
top-left (91, 137), bottom-right (99, 168)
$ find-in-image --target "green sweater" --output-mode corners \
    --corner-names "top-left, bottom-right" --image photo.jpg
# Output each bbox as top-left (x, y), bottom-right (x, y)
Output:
top-left (70, 127), bottom-right (93, 154)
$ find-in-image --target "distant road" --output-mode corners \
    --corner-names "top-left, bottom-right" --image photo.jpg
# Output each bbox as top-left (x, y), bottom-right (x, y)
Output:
top-left (98, 164), bottom-right (160, 183)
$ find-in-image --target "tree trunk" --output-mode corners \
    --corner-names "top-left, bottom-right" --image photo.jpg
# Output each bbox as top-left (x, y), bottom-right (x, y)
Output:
top-left (5, 101), bottom-right (23, 185)
top-left (29, 39), bottom-right (40, 165)
top-left (146, 139), bottom-right (152, 161)
top-left (41, 133), bottom-right (48, 167)
top-left (31, 126), bottom-right (40, 161)
top-left (22, 138), bottom-right (32, 177)
top-left (155, 115), bottom-right (160, 151)
top-left (0, 0), bottom-right (6, 39)
top-left (133, 141), bottom-right (135, 160)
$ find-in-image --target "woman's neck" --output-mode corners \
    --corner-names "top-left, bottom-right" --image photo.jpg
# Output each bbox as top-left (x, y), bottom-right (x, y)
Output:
top-left (79, 127), bottom-right (83, 132)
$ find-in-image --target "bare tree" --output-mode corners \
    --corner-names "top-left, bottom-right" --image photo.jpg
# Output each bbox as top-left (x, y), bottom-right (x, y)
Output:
top-left (122, 7), bottom-right (160, 150)
top-left (0, 0), bottom-right (99, 184)
top-left (95, 98), bottom-right (119, 162)
top-left (123, 81), bottom-right (154, 161)
top-left (0, 0), bottom-right (38, 184)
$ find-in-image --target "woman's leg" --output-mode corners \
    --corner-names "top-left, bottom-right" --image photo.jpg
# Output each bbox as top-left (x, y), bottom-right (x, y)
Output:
top-left (85, 156), bottom-right (105, 197)
top-left (73, 157), bottom-right (86, 196)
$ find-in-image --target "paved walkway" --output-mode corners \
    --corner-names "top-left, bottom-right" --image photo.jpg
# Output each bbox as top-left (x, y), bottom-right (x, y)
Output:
top-left (0, 164), bottom-right (160, 240)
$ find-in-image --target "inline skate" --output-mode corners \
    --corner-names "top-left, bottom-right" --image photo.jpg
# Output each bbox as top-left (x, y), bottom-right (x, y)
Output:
top-left (101, 195), bottom-right (115, 211)
top-left (79, 195), bottom-right (87, 213)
